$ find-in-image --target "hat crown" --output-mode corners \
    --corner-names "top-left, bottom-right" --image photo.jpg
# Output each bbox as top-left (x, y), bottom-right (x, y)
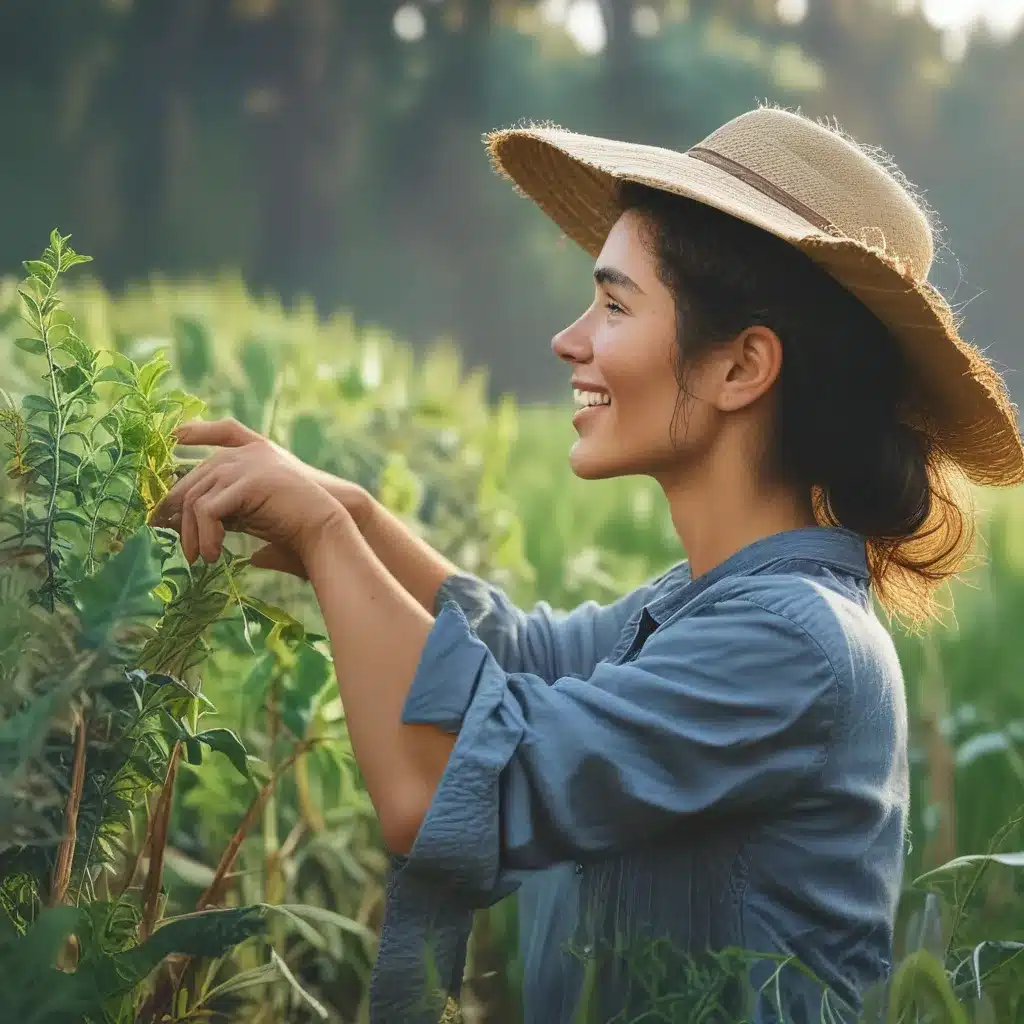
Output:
top-left (698, 109), bottom-right (934, 281)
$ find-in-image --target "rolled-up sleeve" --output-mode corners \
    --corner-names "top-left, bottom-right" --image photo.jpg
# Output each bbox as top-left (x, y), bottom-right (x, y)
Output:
top-left (432, 572), bottom-right (656, 680)
top-left (403, 593), bottom-right (838, 906)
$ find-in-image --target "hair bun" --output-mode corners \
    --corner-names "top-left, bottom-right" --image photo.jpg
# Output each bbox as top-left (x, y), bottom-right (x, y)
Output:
top-left (826, 421), bottom-right (931, 539)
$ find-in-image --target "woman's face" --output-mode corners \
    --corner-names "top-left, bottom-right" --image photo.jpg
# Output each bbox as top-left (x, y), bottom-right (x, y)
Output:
top-left (553, 209), bottom-right (718, 482)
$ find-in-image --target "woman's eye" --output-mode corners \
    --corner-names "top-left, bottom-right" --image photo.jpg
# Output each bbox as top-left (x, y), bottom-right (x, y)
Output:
top-left (605, 301), bottom-right (624, 315)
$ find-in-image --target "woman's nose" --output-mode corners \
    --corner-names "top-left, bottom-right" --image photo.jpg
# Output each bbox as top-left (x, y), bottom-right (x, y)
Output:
top-left (552, 314), bottom-right (592, 364)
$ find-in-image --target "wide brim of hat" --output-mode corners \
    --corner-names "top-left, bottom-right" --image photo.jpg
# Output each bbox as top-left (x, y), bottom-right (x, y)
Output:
top-left (487, 126), bottom-right (1024, 489)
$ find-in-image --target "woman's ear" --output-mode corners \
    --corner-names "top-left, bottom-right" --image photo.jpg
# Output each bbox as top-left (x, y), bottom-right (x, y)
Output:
top-left (714, 325), bottom-right (783, 412)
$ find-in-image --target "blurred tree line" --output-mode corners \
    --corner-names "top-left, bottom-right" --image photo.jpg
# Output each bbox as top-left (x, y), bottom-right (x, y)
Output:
top-left (1, 0), bottom-right (1022, 401)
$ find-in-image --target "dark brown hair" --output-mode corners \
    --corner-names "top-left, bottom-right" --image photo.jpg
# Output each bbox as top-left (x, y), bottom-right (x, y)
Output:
top-left (618, 182), bottom-right (974, 622)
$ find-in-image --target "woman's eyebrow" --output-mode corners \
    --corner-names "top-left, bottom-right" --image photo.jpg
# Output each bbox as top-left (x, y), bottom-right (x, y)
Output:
top-left (594, 265), bottom-right (645, 295)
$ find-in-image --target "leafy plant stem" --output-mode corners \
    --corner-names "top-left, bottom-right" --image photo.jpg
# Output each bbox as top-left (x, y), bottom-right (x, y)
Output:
top-left (35, 274), bottom-right (64, 612)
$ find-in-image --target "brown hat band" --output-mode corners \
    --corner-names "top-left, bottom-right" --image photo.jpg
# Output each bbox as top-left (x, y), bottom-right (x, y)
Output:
top-left (687, 146), bottom-right (836, 235)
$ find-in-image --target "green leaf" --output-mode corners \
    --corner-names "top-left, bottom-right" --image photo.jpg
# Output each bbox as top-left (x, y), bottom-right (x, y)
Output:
top-left (58, 252), bottom-right (93, 273)
top-left (52, 509), bottom-right (91, 527)
top-left (195, 727), bottom-right (251, 780)
top-left (913, 851), bottom-right (1024, 888)
top-left (267, 948), bottom-right (329, 1020)
top-left (0, 685), bottom-right (71, 781)
top-left (196, 959), bottom-right (280, 1005)
top-left (14, 336), bottom-right (46, 355)
top-left (95, 366), bottom-right (136, 386)
top-left (0, 905), bottom-right (266, 1024)
top-left (74, 532), bottom-right (162, 650)
top-left (22, 394), bottom-right (58, 417)
top-left (240, 338), bottom-right (277, 404)
top-left (137, 353), bottom-right (171, 398)
top-left (264, 903), bottom-right (375, 945)
top-left (173, 316), bottom-right (213, 388)
top-left (18, 288), bottom-right (42, 320)
top-left (184, 735), bottom-right (204, 765)
top-left (23, 259), bottom-right (56, 283)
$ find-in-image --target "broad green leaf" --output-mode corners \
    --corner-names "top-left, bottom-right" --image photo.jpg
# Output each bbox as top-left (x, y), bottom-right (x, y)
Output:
top-left (14, 336), bottom-right (46, 355)
top-left (22, 394), bottom-right (58, 417)
top-left (23, 259), bottom-right (56, 284)
top-left (74, 532), bottom-right (162, 650)
top-left (173, 316), bottom-right (213, 387)
top-left (195, 727), bottom-right (251, 780)
top-left (0, 905), bottom-right (266, 1024)
top-left (240, 338), bottom-right (277, 404)
top-left (184, 734), bottom-right (204, 765)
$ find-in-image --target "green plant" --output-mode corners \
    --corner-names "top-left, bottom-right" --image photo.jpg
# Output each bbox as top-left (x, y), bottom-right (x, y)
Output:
top-left (0, 235), bottom-right (358, 1023)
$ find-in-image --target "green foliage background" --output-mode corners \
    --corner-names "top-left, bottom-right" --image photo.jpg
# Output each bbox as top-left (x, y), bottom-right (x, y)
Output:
top-left (2, 260), bottom-right (1023, 1021)
top-left (2, 0), bottom-right (1024, 407)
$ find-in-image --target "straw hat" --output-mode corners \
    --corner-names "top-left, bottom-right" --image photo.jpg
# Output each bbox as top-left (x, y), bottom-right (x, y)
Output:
top-left (486, 107), bottom-right (1024, 488)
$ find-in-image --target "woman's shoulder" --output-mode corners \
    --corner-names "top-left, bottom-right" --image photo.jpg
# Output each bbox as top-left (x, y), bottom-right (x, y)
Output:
top-left (685, 568), bottom-right (902, 694)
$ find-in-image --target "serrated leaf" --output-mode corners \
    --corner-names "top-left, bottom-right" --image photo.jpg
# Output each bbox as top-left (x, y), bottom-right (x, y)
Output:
top-left (74, 532), bottom-right (162, 650)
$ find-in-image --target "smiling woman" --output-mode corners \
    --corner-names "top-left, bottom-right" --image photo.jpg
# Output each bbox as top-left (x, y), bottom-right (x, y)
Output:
top-left (156, 107), bottom-right (1024, 1024)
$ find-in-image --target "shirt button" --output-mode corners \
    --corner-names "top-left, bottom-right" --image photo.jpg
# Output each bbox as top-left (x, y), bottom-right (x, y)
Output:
top-left (575, 862), bottom-right (584, 874)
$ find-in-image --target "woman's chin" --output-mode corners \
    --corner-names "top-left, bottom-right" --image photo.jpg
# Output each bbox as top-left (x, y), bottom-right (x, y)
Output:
top-left (569, 440), bottom-right (626, 480)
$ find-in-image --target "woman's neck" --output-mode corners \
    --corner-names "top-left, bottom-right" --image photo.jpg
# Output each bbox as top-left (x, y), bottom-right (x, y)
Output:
top-left (658, 460), bottom-right (817, 580)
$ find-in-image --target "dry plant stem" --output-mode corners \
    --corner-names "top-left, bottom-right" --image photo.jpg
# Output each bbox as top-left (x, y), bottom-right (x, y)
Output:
top-left (140, 741), bottom-right (182, 940)
top-left (49, 711), bottom-right (87, 906)
top-left (196, 739), bottom-right (313, 911)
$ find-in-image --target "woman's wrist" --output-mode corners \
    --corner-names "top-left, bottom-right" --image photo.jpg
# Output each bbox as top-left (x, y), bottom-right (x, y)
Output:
top-left (296, 499), bottom-right (359, 569)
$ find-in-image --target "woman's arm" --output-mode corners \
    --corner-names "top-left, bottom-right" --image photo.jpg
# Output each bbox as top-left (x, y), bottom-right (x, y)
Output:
top-left (299, 508), bottom-right (457, 853)
top-left (327, 487), bottom-right (655, 680)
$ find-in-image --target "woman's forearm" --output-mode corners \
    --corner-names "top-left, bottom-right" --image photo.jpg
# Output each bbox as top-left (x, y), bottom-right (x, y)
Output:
top-left (315, 474), bottom-right (458, 614)
top-left (300, 509), bottom-right (455, 853)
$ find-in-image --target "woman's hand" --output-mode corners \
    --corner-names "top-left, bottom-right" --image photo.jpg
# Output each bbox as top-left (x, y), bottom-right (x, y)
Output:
top-left (154, 419), bottom-right (370, 577)
top-left (153, 423), bottom-right (347, 568)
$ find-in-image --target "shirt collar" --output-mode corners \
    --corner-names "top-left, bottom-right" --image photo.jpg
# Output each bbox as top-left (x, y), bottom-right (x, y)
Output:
top-left (647, 526), bottom-right (869, 623)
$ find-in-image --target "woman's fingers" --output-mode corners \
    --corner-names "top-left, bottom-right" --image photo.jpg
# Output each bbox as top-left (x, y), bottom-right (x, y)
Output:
top-left (174, 418), bottom-right (261, 449)
top-left (180, 472), bottom-right (223, 563)
top-left (153, 450), bottom-right (230, 526)
top-left (192, 479), bottom-right (257, 564)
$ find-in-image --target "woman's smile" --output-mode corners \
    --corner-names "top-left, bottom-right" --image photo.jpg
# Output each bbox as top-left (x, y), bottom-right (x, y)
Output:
top-left (571, 385), bottom-right (611, 427)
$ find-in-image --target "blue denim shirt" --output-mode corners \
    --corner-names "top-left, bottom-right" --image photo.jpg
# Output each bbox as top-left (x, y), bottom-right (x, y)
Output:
top-left (369, 527), bottom-right (909, 1023)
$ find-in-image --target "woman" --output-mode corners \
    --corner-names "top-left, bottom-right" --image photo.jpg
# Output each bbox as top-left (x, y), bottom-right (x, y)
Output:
top-left (155, 107), bottom-right (1023, 1023)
